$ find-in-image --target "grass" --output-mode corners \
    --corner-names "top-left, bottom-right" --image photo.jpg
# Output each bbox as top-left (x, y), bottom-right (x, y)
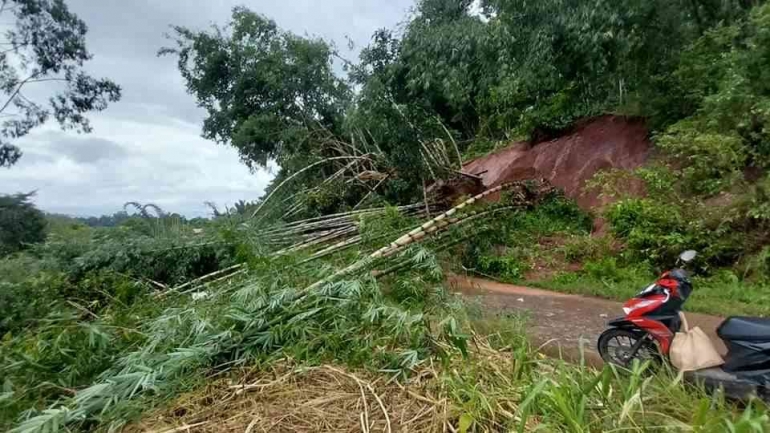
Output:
top-left (3, 200), bottom-right (769, 432)
top-left (527, 258), bottom-right (770, 318)
top-left (443, 194), bottom-right (770, 318)
top-left (134, 312), bottom-right (770, 432)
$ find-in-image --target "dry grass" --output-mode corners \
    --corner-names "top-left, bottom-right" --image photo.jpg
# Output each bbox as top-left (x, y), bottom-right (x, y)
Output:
top-left (129, 334), bottom-right (547, 433)
top-left (130, 362), bottom-right (450, 433)
top-left (126, 334), bottom-right (767, 433)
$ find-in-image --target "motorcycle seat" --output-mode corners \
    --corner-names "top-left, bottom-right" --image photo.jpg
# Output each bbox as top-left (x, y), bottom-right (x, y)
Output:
top-left (718, 317), bottom-right (770, 342)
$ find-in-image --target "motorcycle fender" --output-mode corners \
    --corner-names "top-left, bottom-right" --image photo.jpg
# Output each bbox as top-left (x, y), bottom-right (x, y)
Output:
top-left (629, 317), bottom-right (674, 354)
top-left (607, 317), bottom-right (636, 329)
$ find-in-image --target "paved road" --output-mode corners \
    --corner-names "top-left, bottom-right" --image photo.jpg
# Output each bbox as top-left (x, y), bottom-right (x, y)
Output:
top-left (446, 274), bottom-right (727, 366)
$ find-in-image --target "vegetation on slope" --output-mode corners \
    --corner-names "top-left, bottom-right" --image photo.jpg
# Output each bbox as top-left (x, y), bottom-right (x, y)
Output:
top-left (2, 204), bottom-right (768, 432)
top-left (5, 0), bottom-right (770, 431)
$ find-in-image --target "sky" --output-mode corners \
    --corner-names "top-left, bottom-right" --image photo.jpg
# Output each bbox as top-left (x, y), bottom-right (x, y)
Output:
top-left (0, 0), bottom-right (415, 217)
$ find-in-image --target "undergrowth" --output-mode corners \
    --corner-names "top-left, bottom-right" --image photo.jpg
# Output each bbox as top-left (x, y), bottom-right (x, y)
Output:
top-left (3, 203), bottom-right (766, 432)
top-left (135, 311), bottom-right (769, 432)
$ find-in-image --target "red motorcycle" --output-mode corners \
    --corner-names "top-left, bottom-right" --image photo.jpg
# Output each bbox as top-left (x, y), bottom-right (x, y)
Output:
top-left (598, 251), bottom-right (770, 401)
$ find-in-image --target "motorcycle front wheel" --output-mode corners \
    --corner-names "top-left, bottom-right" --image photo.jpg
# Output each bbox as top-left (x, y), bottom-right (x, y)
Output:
top-left (598, 328), bottom-right (660, 368)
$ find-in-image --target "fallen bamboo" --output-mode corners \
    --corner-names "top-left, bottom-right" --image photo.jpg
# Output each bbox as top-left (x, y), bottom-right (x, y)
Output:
top-left (272, 226), bottom-right (358, 256)
top-left (301, 181), bottom-right (534, 293)
top-left (157, 264), bottom-right (244, 298)
top-left (251, 155), bottom-right (372, 220)
top-left (371, 206), bottom-right (517, 278)
top-left (178, 268), bottom-right (248, 295)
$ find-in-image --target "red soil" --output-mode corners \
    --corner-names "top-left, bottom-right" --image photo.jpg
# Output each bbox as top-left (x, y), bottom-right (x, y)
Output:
top-left (463, 115), bottom-right (651, 211)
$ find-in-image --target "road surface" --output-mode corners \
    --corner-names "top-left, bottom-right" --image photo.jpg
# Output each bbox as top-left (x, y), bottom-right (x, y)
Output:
top-left (446, 274), bottom-right (726, 366)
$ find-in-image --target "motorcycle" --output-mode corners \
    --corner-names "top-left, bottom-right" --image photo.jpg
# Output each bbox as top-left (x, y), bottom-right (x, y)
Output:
top-left (597, 250), bottom-right (770, 401)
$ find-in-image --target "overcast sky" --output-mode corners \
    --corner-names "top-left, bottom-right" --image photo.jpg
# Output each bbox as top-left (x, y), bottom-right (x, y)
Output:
top-left (0, 0), bottom-right (414, 217)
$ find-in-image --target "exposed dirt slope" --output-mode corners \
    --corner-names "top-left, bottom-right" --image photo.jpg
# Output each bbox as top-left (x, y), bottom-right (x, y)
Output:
top-left (463, 115), bottom-right (651, 210)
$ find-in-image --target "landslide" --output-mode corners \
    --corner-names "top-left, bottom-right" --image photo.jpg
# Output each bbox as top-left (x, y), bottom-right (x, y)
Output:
top-left (463, 115), bottom-right (651, 210)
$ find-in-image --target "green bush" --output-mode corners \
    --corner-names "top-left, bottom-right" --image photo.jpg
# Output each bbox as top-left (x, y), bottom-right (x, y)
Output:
top-left (560, 235), bottom-right (613, 263)
top-left (605, 198), bottom-right (692, 265)
top-left (458, 195), bottom-right (592, 280)
top-left (0, 193), bottom-right (47, 257)
top-left (477, 254), bottom-right (526, 281)
top-left (0, 270), bottom-right (145, 335)
top-left (656, 122), bottom-right (747, 195)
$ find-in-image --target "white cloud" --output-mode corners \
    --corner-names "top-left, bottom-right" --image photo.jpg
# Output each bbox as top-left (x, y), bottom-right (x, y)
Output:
top-left (0, 0), bottom-right (415, 217)
top-left (0, 117), bottom-right (273, 217)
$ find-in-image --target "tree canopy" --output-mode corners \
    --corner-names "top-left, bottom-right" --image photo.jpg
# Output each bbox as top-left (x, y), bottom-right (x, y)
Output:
top-left (0, 0), bottom-right (122, 168)
top-left (160, 8), bottom-right (351, 171)
top-left (164, 1), bottom-right (767, 217)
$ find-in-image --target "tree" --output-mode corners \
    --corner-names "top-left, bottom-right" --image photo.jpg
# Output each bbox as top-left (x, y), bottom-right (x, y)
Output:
top-left (0, 191), bottom-right (47, 255)
top-left (0, 0), bottom-right (122, 168)
top-left (160, 7), bottom-right (351, 171)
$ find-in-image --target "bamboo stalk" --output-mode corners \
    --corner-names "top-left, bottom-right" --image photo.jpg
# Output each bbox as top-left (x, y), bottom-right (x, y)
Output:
top-left (178, 269), bottom-right (248, 295)
top-left (273, 226), bottom-right (358, 256)
top-left (419, 148), bottom-right (438, 181)
top-left (371, 231), bottom-right (481, 278)
top-left (157, 264), bottom-right (244, 297)
top-left (301, 182), bottom-right (529, 293)
top-left (299, 235), bottom-right (362, 263)
top-left (353, 174), bottom-right (391, 210)
top-left (265, 204), bottom-right (423, 231)
top-left (371, 182), bottom-right (515, 259)
top-left (436, 119), bottom-right (463, 170)
top-left (422, 177), bottom-right (431, 219)
top-left (251, 155), bottom-right (372, 220)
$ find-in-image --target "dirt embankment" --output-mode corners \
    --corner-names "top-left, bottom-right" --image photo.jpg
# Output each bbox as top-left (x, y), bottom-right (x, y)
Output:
top-left (463, 115), bottom-right (651, 210)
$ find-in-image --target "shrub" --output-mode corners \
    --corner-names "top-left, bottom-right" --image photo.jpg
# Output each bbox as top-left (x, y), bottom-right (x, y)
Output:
top-left (605, 198), bottom-right (692, 265)
top-left (476, 254), bottom-right (526, 281)
top-left (656, 121), bottom-right (746, 195)
top-left (0, 193), bottom-right (47, 257)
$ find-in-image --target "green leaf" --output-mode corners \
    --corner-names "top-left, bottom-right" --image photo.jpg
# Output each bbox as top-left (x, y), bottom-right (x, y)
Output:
top-left (459, 413), bottom-right (474, 433)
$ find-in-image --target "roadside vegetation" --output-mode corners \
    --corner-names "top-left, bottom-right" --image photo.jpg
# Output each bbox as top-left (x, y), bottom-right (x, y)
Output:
top-left (2, 205), bottom-right (768, 432)
top-left (4, 0), bottom-right (770, 431)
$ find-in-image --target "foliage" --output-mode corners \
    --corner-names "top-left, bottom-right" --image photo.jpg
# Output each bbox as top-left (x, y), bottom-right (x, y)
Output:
top-left (10, 1), bottom-right (770, 430)
top-left (70, 211), bottom-right (134, 228)
top-left (160, 7), bottom-right (350, 171)
top-left (0, 192), bottom-right (47, 256)
top-left (589, 2), bottom-right (770, 271)
top-left (347, 0), bottom-right (758, 159)
top-left (0, 0), bottom-right (121, 167)
top-left (605, 198), bottom-right (694, 264)
top-left (1, 249), bottom-right (466, 432)
top-left (533, 259), bottom-right (770, 317)
top-left (458, 194), bottom-right (592, 282)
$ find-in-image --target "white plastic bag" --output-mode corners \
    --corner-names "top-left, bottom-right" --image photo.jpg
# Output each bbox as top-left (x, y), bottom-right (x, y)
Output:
top-left (669, 312), bottom-right (724, 372)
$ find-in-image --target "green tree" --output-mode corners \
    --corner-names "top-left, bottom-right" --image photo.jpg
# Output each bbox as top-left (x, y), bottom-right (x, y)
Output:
top-left (0, 192), bottom-right (47, 255)
top-left (160, 7), bottom-right (351, 171)
top-left (0, 0), bottom-right (122, 168)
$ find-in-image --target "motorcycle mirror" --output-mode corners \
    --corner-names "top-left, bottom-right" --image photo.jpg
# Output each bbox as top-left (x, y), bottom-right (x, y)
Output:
top-left (679, 250), bottom-right (697, 263)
